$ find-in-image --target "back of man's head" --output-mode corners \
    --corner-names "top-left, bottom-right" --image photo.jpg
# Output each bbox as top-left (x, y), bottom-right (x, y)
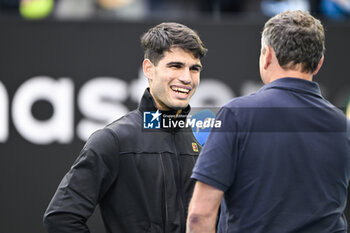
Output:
top-left (141, 22), bottom-right (207, 65)
top-left (261, 10), bottom-right (325, 74)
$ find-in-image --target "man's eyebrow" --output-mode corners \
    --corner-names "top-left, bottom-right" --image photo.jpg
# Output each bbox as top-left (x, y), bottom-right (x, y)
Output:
top-left (166, 61), bottom-right (185, 67)
top-left (166, 62), bottom-right (202, 69)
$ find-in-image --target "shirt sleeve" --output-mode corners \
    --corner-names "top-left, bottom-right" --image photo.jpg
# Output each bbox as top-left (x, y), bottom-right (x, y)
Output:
top-left (192, 106), bottom-right (239, 192)
top-left (43, 128), bottom-right (119, 233)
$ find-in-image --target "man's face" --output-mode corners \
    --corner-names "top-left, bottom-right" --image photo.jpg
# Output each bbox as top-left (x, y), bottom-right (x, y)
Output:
top-left (145, 47), bottom-right (202, 110)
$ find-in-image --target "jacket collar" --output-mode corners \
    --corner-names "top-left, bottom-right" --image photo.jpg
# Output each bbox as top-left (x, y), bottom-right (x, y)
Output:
top-left (138, 88), bottom-right (191, 123)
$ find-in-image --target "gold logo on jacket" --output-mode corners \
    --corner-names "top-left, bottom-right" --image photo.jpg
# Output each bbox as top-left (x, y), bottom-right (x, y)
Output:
top-left (192, 142), bottom-right (199, 152)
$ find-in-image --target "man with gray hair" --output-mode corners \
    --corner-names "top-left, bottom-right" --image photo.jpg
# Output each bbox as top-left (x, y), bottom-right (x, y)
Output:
top-left (187, 10), bottom-right (350, 233)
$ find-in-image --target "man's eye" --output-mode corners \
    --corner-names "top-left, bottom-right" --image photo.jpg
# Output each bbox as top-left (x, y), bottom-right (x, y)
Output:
top-left (190, 67), bottom-right (201, 72)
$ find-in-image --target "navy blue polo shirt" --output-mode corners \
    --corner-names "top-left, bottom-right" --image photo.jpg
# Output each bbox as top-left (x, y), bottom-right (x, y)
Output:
top-left (192, 78), bottom-right (350, 233)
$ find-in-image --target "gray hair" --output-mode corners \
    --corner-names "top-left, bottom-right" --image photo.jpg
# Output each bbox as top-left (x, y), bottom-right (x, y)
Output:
top-left (261, 10), bottom-right (325, 73)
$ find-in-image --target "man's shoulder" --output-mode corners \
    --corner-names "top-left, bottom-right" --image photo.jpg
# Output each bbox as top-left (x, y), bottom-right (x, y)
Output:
top-left (223, 91), bottom-right (271, 109)
top-left (108, 109), bottom-right (140, 126)
top-left (105, 110), bottom-right (142, 137)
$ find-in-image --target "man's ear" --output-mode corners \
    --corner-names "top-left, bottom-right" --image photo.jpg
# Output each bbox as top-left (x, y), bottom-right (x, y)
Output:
top-left (263, 45), bottom-right (273, 70)
top-left (313, 56), bottom-right (324, 75)
top-left (143, 59), bottom-right (154, 81)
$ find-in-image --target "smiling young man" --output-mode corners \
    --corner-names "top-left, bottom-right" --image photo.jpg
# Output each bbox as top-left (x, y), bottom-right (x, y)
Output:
top-left (43, 22), bottom-right (207, 233)
top-left (143, 47), bottom-right (202, 111)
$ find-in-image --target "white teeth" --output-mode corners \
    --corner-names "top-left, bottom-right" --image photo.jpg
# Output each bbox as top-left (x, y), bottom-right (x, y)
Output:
top-left (172, 87), bottom-right (189, 93)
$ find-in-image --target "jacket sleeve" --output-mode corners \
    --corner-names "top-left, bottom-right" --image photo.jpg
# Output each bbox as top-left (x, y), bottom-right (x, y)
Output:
top-left (43, 128), bottom-right (119, 233)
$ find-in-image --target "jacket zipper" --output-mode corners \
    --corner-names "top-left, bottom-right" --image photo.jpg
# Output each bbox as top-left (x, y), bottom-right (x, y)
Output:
top-left (159, 154), bottom-right (169, 233)
top-left (172, 130), bottom-right (186, 233)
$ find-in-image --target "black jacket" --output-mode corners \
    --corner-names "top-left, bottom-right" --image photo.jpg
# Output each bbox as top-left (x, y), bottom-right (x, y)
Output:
top-left (43, 89), bottom-right (201, 233)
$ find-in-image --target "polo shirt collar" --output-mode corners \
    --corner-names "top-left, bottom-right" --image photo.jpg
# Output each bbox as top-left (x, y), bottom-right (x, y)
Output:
top-left (259, 77), bottom-right (322, 98)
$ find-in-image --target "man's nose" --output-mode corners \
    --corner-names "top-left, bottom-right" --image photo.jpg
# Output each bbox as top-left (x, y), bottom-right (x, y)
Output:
top-left (178, 69), bottom-right (191, 84)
